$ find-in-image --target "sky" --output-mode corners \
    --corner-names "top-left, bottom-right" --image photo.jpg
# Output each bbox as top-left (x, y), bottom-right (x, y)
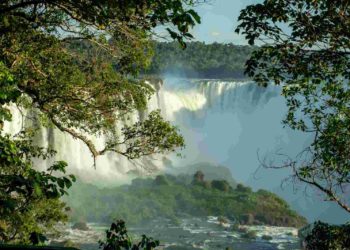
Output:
top-left (191, 0), bottom-right (261, 44)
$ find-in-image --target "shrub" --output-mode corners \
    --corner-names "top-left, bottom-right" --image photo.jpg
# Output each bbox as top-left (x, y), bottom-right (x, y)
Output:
top-left (99, 220), bottom-right (159, 250)
top-left (211, 180), bottom-right (231, 192)
top-left (304, 221), bottom-right (350, 250)
top-left (236, 184), bottom-right (252, 193)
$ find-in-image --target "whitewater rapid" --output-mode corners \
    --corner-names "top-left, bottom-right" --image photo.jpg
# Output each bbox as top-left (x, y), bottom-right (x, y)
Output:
top-left (50, 216), bottom-right (301, 250)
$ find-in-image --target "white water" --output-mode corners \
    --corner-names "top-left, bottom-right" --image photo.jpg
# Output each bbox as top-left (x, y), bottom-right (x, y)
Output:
top-left (5, 78), bottom-right (298, 184)
top-left (9, 78), bottom-right (344, 222)
top-left (159, 78), bottom-right (309, 186)
top-left (51, 217), bottom-right (301, 250)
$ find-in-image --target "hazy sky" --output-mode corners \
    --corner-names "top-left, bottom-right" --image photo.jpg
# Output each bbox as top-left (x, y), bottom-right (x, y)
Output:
top-left (191, 0), bottom-right (261, 44)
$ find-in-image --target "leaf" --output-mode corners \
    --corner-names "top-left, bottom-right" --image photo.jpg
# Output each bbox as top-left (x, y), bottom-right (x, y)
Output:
top-left (188, 9), bottom-right (201, 24)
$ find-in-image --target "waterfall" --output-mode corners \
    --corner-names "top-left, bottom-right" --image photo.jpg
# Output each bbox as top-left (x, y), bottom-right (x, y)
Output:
top-left (3, 78), bottom-right (307, 188)
top-left (157, 78), bottom-right (308, 186)
top-left (6, 78), bottom-right (350, 222)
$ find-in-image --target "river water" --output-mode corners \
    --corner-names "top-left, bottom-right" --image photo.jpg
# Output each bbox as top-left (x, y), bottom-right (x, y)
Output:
top-left (52, 216), bottom-right (301, 250)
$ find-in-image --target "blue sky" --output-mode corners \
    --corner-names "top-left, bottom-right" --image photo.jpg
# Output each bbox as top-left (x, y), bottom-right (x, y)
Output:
top-left (191, 0), bottom-right (261, 44)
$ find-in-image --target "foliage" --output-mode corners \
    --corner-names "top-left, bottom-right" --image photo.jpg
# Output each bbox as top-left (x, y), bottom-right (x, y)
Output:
top-left (99, 220), bottom-right (159, 250)
top-left (0, 133), bottom-right (75, 243)
top-left (211, 180), bottom-right (231, 192)
top-left (0, 0), bottom-right (201, 163)
top-left (236, 0), bottom-right (350, 212)
top-left (143, 42), bottom-right (254, 78)
top-left (0, 0), bottom-right (202, 244)
top-left (304, 221), bottom-right (350, 250)
top-left (65, 172), bottom-right (306, 227)
top-left (236, 184), bottom-right (252, 193)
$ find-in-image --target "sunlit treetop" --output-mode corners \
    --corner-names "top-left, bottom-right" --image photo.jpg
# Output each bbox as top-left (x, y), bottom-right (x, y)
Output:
top-left (0, 0), bottom-right (205, 163)
top-left (0, 0), bottom-right (204, 243)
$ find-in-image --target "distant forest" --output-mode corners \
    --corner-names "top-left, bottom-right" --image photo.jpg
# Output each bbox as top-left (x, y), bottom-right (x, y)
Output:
top-left (143, 42), bottom-right (255, 79)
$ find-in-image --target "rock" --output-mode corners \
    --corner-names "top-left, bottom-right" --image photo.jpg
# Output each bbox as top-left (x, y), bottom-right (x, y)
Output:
top-left (261, 235), bottom-right (273, 241)
top-left (237, 226), bottom-right (248, 233)
top-left (218, 216), bottom-right (230, 228)
top-left (241, 230), bottom-right (257, 240)
top-left (253, 220), bottom-right (262, 225)
top-left (72, 221), bottom-right (90, 231)
top-left (50, 239), bottom-right (79, 248)
top-left (231, 223), bottom-right (240, 231)
top-left (240, 214), bottom-right (255, 225)
top-left (218, 216), bottom-right (229, 224)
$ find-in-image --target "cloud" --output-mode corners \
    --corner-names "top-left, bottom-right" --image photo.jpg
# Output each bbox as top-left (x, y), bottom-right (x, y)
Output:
top-left (210, 31), bottom-right (221, 37)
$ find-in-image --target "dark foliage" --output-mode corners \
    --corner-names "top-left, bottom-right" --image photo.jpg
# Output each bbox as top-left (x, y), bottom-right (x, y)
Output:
top-left (236, 0), bottom-right (350, 213)
top-left (304, 221), bottom-right (350, 250)
top-left (99, 220), bottom-right (159, 250)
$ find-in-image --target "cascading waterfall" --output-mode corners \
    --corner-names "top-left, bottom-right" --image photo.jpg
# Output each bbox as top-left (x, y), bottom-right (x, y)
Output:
top-left (3, 78), bottom-right (305, 187)
top-left (158, 78), bottom-right (307, 186)
top-left (3, 87), bottom-right (165, 185)
top-left (6, 77), bottom-right (350, 222)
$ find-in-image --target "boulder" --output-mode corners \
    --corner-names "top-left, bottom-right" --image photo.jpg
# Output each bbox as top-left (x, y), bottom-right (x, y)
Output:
top-left (239, 214), bottom-right (254, 225)
top-left (72, 222), bottom-right (90, 231)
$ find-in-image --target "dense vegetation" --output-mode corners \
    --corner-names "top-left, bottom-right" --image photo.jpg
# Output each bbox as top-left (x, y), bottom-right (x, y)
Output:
top-left (65, 171), bottom-right (307, 228)
top-left (0, 0), bottom-right (202, 244)
top-left (143, 42), bottom-right (254, 78)
top-left (301, 221), bottom-right (350, 250)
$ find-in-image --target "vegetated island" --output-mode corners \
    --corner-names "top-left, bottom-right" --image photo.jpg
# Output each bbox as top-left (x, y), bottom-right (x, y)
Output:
top-left (65, 165), bottom-right (307, 228)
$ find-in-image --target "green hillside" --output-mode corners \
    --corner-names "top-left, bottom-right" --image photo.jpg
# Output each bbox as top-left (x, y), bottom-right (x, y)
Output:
top-left (65, 170), bottom-right (306, 228)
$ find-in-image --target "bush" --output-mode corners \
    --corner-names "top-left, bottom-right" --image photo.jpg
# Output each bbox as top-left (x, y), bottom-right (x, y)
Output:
top-left (236, 184), bottom-right (252, 193)
top-left (211, 180), bottom-right (231, 192)
top-left (304, 221), bottom-right (350, 250)
top-left (99, 220), bottom-right (159, 250)
top-left (241, 230), bottom-right (257, 239)
top-left (153, 175), bottom-right (169, 186)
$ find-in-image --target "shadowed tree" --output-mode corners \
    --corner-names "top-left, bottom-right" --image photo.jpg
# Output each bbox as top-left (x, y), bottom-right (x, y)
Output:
top-left (236, 0), bottom-right (350, 213)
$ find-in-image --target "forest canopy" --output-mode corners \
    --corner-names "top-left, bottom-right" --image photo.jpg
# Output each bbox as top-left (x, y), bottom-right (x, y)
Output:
top-left (143, 41), bottom-right (254, 78)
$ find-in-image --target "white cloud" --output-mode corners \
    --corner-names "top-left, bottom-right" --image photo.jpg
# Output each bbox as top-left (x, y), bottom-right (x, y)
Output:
top-left (210, 31), bottom-right (221, 37)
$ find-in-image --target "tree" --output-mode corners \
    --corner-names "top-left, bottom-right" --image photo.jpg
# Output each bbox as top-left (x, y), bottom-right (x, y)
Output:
top-left (211, 180), bottom-right (231, 192)
top-left (0, 0), bottom-right (204, 163)
top-left (153, 175), bottom-right (169, 186)
top-left (99, 220), bottom-right (159, 250)
top-left (193, 170), bottom-right (205, 183)
top-left (0, 0), bottom-right (202, 243)
top-left (236, 0), bottom-right (350, 212)
top-left (302, 221), bottom-right (350, 249)
top-left (0, 132), bottom-right (75, 243)
top-left (143, 41), bottom-right (254, 78)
